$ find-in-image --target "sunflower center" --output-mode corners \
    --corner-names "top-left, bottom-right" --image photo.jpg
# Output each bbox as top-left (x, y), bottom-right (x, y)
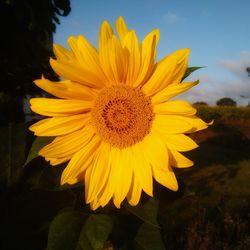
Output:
top-left (91, 85), bottom-right (154, 148)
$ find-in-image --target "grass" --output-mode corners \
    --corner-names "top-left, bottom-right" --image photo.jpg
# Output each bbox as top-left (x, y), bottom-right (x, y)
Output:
top-left (157, 111), bottom-right (250, 249)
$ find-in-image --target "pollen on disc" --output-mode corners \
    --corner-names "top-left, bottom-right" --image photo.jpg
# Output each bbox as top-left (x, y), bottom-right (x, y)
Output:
top-left (91, 85), bottom-right (154, 148)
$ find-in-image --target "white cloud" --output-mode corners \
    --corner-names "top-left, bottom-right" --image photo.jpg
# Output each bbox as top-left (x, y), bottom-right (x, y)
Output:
top-left (163, 12), bottom-right (182, 24)
top-left (180, 52), bottom-right (250, 106)
top-left (218, 51), bottom-right (250, 80)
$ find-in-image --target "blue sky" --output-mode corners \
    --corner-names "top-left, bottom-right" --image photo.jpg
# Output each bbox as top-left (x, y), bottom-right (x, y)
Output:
top-left (54, 0), bottom-right (250, 105)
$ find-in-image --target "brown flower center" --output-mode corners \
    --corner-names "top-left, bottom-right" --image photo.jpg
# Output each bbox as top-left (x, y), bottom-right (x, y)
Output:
top-left (91, 85), bottom-right (154, 148)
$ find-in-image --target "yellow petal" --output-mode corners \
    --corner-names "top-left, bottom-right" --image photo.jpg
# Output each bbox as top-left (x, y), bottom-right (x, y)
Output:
top-left (53, 44), bottom-right (75, 62)
top-left (85, 143), bottom-right (111, 204)
top-left (163, 134), bottom-right (198, 152)
top-left (90, 198), bottom-right (101, 210)
top-left (99, 20), bottom-right (114, 46)
top-left (29, 114), bottom-right (90, 136)
top-left (131, 143), bottom-right (153, 197)
top-left (153, 114), bottom-right (209, 134)
top-left (40, 125), bottom-right (95, 159)
top-left (152, 114), bottom-right (193, 134)
top-left (123, 30), bottom-right (140, 85)
top-left (109, 35), bottom-right (128, 83)
top-left (45, 156), bottom-right (70, 166)
top-left (60, 135), bottom-right (101, 185)
top-left (133, 29), bottom-right (160, 87)
top-left (142, 49), bottom-right (190, 96)
top-left (151, 80), bottom-right (199, 104)
top-left (67, 35), bottom-right (108, 83)
top-left (99, 20), bottom-right (115, 83)
top-left (169, 150), bottom-right (194, 168)
top-left (126, 175), bottom-right (142, 206)
top-left (153, 100), bottom-right (196, 116)
top-left (98, 147), bottom-right (133, 208)
top-left (30, 98), bottom-right (91, 117)
top-left (142, 133), bottom-right (178, 191)
top-left (99, 34), bottom-right (128, 84)
top-left (152, 167), bottom-right (178, 191)
top-left (50, 58), bottom-right (103, 89)
top-left (112, 148), bottom-right (133, 208)
top-left (116, 16), bottom-right (129, 46)
top-left (34, 76), bottom-right (93, 101)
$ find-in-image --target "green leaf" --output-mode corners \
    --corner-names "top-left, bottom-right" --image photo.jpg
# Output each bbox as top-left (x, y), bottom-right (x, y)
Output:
top-left (47, 210), bottom-right (86, 250)
top-left (123, 197), bottom-right (160, 228)
top-left (47, 212), bottom-right (113, 250)
top-left (181, 66), bottom-right (204, 81)
top-left (77, 214), bottom-right (113, 250)
top-left (25, 159), bottom-right (82, 191)
top-left (24, 136), bottom-right (54, 166)
top-left (134, 223), bottom-right (165, 250)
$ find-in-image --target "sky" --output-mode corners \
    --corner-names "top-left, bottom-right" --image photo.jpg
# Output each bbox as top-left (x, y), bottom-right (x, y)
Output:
top-left (53, 0), bottom-right (250, 105)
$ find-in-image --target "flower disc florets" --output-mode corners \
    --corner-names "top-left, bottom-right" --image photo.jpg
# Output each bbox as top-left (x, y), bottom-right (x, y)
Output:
top-left (91, 85), bottom-right (154, 148)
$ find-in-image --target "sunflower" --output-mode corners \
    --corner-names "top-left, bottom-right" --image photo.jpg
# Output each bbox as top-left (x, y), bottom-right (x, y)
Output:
top-left (30, 16), bottom-right (209, 210)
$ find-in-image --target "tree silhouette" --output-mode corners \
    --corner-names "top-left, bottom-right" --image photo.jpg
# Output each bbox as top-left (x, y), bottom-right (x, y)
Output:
top-left (0, 0), bottom-right (71, 123)
top-left (247, 67), bottom-right (250, 77)
top-left (216, 97), bottom-right (237, 107)
top-left (193, 101), bottom-right (208, 106)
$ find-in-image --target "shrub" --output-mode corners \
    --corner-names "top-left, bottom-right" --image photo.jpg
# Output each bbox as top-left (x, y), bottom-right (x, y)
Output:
top-left (216, 97), bottom-right (237, 107)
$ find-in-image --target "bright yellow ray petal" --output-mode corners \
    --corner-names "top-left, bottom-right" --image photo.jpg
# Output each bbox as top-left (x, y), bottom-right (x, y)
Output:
top-left (53, 44), bottom-right (74, 62)
top-left (142, 132), bottom-right (178, 191)
top-left (45, 156), bottom-right (70, 166)
top-left (151, 80), bottom-right (199, 104)
top-left (60, 135), bottom-right (101, 185)
top-left (153, 114), bottom-right (209, 135)
top-left (90, 198), bottom-right (101, 210)
top-left (99, 20), bottom-right (114, 45)
top-left (39, 125), bottom-right (95, 159)
top-left (97, 147), bottom-right (133, 208)
top-left (85, 142), bottom-right (111, 204)
top-left (50, 58), bottom-right (103, 89)
top-left (67, 35), bottom-right (108, 83)
top-left (131, 143), bottom-right (153, 197)
top-left (152, 114), bottom-right (193, 134)
top-left (142, 49), bottom-right (189, 96)
top-left (126, 174), bottom-right (142, 206)
top-left (115, 16), bottom-right (129, 46)
top-left (152, 167), bottom-right (178, 191)
top-left (99, 20), bottom-right (116, 83)
top-left (30, 98), bottom-right (91, 117)
top-left (109, 35), bottom-right (128, 83)
top-left (153, 100), bottom-right (196, 116)
top-left (123, 30), bottom-right (140, 85)
top-left (29, 114), bottom-right (90, 136)
top-left (133, 29), bottom-right (160, 87)
top-left (99, 34), bottom-right (128, 84)
top-left (113, 148), bottom-right (133, 208)
top-left (169, 150), bottom-right (194, 168)
top-left (34, 76), bottom-right (94, 101)
top-left (163, 134), bottom-right (198, 152)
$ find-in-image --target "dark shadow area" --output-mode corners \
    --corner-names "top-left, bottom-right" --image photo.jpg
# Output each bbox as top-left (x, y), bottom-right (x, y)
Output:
top-left (189, 123), bottom-right (250, 167)
top-left (0, 1), bottom-right (71, 249)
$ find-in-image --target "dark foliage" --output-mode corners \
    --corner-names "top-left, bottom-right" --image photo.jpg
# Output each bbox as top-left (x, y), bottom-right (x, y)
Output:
top-left (0, 0), bottom-right (70, 123)
top-left (246, 67), bottom-right (250, 77)
top-left (193, 101), bottom-right (208, 106)
top-left (216, 97), bottom-right (237, 107)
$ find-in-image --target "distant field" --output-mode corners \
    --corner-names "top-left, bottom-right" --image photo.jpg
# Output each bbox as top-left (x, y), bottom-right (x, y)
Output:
top-left (159, 107), bottom-right (250, 249)
top-left (196, 106), bottom-right (250, 122)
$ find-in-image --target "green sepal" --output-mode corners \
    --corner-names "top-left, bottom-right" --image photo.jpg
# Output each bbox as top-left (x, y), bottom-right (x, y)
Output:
top-left (182, 66), bottom-right (204, 81)
top-left (23, 136), bottom-right (54, 167)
